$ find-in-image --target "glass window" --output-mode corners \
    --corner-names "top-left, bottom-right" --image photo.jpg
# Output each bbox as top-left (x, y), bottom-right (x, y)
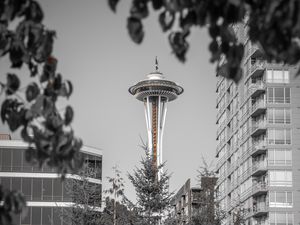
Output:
top-left (42, 179), bottom-right (52, 201)
top-left (268, 88), bottom-right (274, 103)
top-left (286, 130), bottom-right (291, 144)
top-left (32, 207), bottom-right (41, 225)
top-left (275, 150), bottom-right (285, 165)
top-left (285, 109), bottom-right (291, 123)
top-left (277, 213), bottom-right (286, 225)
top-left (275, 109), bottom-right (284, 124)
top-left (270, 213), bottom-right (276, 225)
top-left (22, 207), bottom-right (31, 224)
top-left (284, 71), bottom-right (290, 83)
top-left (12, 178), bottom-right (21, 191)
top-left (32, 179), bottom-right (42, 200)
top-left (2, 149), bottom-right (11, 171)
top-left (285, 88), bottom-right (290, 103)
top-left (22, 150), bottom-right (33, 172)
top-left (53, 179), bottom-right (62, 201)
top-left (287, 213), bottom-right (293, 225)
top-left (275, 129), bottom-right (284, 144)
top-left (276, 192), bottom-right (285, 203)
top-left (42, 208), bottom-right (52, 225)
top-left (22, 178), bottom-right (32, 200)
top-left (2, 177), bottom-right (10, 190)
top-left (273, 70), bottom-right (283, 83)
top-left (275, 88), bottom-right (284, 103)
top-left (12, 149), bottom-right (22, 171)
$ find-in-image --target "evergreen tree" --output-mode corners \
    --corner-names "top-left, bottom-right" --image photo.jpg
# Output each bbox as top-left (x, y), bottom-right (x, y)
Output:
top-left (128, 152), bottom-right (173, 225)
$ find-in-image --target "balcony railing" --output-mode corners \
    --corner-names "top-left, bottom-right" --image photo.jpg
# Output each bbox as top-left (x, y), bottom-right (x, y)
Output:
top-left (251, 141), bottom-right (267, 156)
top-left (249, 82), bottom-right (266, 98)
top-left (251, 100), bottom-right (266, 117)
top-left (250, 61), bottom-right (265, 78)
top-left (253, 205), bottom-right (269, 217)
top-left (252, 182), bottom-right (268, 197)
top-left (252, 161), bottom-right (268, 176)
top-left (251, 121), bottom-right (267, 137)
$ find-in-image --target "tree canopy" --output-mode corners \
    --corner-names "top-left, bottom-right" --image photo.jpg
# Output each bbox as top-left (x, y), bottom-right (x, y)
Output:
top-left (109, 0), bottom-right (300, 82)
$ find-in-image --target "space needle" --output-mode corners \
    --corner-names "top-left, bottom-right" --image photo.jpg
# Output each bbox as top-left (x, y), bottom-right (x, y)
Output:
top-left (129, 58), bottom-right (183, 178)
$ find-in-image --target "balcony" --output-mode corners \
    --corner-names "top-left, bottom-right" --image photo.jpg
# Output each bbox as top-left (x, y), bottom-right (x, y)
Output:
top-left (251, 142), bottom-right (267, 157)
top-left (253, 205), bottom-right (268, 217)
top-left (250, 61), bottom-right (266, 78)
top-left (252, 161), bottom-right (268, 176)
top-left (251, 121), bottom-right (267, 137)
top-left (251, 100), bottom-right (267, 117)
top-left (249, 82), bottom-right (266, 98)
top-left (252, 183), bottom-right (268, 197)
top-left (250, 45), bottom-right (263, 58)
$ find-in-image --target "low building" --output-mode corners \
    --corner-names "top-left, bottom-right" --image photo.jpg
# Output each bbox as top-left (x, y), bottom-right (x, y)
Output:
top-left (0, 135), bottom-right (102, 225)
top-left (172, 177), bottom-right (217, 225)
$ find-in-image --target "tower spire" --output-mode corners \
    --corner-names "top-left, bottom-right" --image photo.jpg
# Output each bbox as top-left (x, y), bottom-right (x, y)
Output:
top-left (155, 56), bottom-right (159, 71)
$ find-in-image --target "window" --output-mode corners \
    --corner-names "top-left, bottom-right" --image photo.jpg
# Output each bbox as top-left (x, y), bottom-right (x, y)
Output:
top-left (42, 208), bottom-right (52, 225)
top-left (269, 191), bottom-right (293, 207)
top-left (22, 178), bottom-right (32, 200)
top-left (53, 179), bottom-right (63, 201)
top-left (266, 69), bottom-right (290, 83)
top-left (32, 179), bottom-right (42, 200)
top-left (268, 88), bottom-right (291, 104)
top-left (12, 149), bottom-right (22, 171)
top-left (42, 179), bottom-right (53, 201)
top-left (2, 149), bottom-right (12, 171)
top-left (268, 129), bottom-right (291, 145)
top-left (268, 149), bottom-right (292, 166)
top-left (269, 170), bottom-right (292, 187)
top-left (32, 207), bottom-right (41, 225)
top-left (270, 212), bottom-right (294, 225)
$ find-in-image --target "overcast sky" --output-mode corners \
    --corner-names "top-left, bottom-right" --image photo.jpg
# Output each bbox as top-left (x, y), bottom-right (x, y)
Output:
top-left (0, 0), bottom-right (217, 201)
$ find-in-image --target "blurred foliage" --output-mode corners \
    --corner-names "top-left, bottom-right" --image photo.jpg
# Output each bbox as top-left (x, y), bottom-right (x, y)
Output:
top-left (108, 0), bottom-right (300, 82)
top-left (0, 0), bottom-right (82, 224)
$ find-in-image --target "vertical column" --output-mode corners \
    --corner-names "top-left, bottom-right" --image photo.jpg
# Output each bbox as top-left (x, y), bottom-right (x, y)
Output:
top-left (152, 98), bottom-right (158, 169)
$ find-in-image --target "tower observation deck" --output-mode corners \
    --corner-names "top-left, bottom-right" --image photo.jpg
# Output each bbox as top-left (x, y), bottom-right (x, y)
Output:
top-left (129, 58), bottom-right (183, 178)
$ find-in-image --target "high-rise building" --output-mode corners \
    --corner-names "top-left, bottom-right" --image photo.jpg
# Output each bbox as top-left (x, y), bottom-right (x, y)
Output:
top-left (0, 136), bottom-right (102, 225)
top-left (215, 22), bottom-right (300, 225)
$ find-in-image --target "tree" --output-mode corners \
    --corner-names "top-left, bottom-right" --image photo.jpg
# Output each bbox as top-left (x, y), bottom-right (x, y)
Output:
top-left (100, 196), bottom-right (140, 225)
top-left (128, 151), bottom-right (173, 225)
top-left (60, 165), bottom-right (102, 225)
top-left (0, 1), bottom-right (81, 224)
top-left (103, 165), bottom-right (125, 225)
top-left (108, 0), bottom-right (300, 82)
top-left (187, 160), bottom-right (224, 225)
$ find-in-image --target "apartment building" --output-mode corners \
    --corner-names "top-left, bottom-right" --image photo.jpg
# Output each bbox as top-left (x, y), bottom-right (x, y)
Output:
top-left (0, 135), bottom-right (102, 225)
top-left (215, 22), bottom-right (300, 225)
top-left (172, 177), bottom-right (217, 225)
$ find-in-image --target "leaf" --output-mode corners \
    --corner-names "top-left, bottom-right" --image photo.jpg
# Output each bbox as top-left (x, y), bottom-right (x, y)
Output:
top-left (152, 0), bottom-right (163, 10)
top-left (127, 17), bottom-right (144, 44)
top-left (6, 73), bottom-right (20, 95)
top-left (40, 56), bottom-right (57, 82)
top-left (64, 106), bottom-right (74, 125)
top-left (24, 0), bottom-right (44, 23)
top-left (168, 32), bottom-right (189, 62)
top-left (9, 39), bottom-right (26, 68)
top-left (130, 0), bottom-right (149, 19)
top-left (108, 0), bottom-right (120, 12)
top-left (159, 10), bottom-right (175, 32)
top-left (26, 82), bottom-right (40, 102)
top-left (33, 30), bottom-right (55, 63)
top-left (180, 10), bottom-right (197, 31)
top-left (59, 80), bottom-right (73, 98)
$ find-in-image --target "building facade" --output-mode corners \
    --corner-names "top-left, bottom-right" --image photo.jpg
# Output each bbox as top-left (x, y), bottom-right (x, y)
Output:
top-left (215, 22), bottom-right (300, 225)
top-left (0, 136), bottom-right (102, 225)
